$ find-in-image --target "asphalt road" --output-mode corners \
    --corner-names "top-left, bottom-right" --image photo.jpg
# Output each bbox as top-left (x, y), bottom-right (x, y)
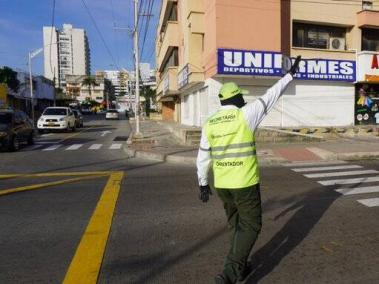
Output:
top-left (0, 115), bottom-right (378, 284)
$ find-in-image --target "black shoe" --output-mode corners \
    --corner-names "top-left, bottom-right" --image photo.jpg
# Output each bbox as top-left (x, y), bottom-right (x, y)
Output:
top-left (214, 274), bottom-right (232, 284)
top-left (237, 262), bottom-right (253, 282)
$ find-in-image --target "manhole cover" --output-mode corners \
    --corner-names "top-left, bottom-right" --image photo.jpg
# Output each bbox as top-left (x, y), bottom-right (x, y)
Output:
top-left (113, 136), bottom-right (129, 141)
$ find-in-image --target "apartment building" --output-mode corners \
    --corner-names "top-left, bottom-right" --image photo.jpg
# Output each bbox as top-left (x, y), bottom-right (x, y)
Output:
top-left (96, 70), bottom-right (129, 96)
top-left (43, 24), bottom-right (91, 89)
top-left (65, 75), bottom-right (105, 104)
top-left (156, 0), bottom-right (379, 127)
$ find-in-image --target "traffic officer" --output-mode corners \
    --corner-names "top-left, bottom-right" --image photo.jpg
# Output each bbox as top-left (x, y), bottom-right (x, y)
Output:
top-left (196, 56), bottom-right (301, 284)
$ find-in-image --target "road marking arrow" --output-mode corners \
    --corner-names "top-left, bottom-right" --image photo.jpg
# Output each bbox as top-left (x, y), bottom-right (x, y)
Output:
top-left (101, 130), bottom-right (112, 137)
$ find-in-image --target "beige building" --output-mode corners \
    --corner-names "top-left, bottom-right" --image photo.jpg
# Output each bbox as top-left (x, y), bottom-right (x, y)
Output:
top-left (66, 75), bottom-right (105, 104)
top-left (156, 0), bottom-right (379, 127)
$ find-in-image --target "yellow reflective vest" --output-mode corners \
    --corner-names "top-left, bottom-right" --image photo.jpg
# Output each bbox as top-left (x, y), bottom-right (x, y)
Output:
top-left (205, 108), bottom-right (259, 189)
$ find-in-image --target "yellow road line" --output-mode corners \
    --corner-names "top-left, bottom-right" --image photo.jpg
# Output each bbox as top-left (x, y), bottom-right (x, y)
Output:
top-left (0, 175), bottom-right (108, 197)
top-left (0, 172), bottom-right (112, 180)
top-left (63, 171), bottom-right (124, 284)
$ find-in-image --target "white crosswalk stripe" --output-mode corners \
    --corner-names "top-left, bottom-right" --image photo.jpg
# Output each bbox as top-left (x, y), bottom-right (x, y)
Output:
top-left (283, 161), bottom-right (347, 167)
top-left (43, 144), bottom-right (62, 151)
top-left (292, 165), bottom-right (362, 172)
top-left (318, 176), bottom-right (379, 186)
top-left (357, 198), bottom-right (379, 207)
top-left (66, 144), bottom-right (83, 151)
top-left (336, 186), bottom-right (379, 196)
top-left (89, 144), bottom-right (103, 150)
top-left (109, 143), bottom-right (122, 150)
top-left (32, 143), bottom-right (124, 151)
top-left (289, 161), bottom-right (379, 208)
top-left (304, 170), bottom-right (378, 178)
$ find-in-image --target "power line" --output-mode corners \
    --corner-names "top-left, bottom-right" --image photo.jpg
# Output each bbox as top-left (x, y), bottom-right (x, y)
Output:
top-left (140, 0), bottom-right (154, 60)
top-left (80, 0), bottom-right (120, 70)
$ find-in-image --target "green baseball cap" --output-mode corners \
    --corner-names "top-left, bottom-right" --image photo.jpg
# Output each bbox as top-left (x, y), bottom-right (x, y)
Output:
top-left (218, 82), bottom-right (249, 101)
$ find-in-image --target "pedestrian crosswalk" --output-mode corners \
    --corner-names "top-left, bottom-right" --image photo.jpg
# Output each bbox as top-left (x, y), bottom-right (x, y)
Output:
top-left (25, 143), bottom-right (124, 152)
top-left (288, 161), bottom-right (379, 208)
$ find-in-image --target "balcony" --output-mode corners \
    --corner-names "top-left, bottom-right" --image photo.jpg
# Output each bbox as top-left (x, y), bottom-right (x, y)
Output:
top-left (357, 9), bottom-right (379, 28)
top-left (177, 64), bottom-right (204, 91)
top-left (157, 21), bottom-right (179, 70)
top-left (157, 67), bottom-right (179, 101)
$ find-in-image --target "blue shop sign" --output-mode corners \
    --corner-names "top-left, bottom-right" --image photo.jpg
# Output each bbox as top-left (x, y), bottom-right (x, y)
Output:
top-left (217, 49), bottom-right (356, 82)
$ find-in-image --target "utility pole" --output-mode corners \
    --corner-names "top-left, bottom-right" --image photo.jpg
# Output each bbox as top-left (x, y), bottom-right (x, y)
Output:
top-left (28, 53), bottom-right (35, 125)
top-left (134, 0), bottom-right (141, 137)
top-left (28, 48), bottom-right (43, 126)
top-left (53, 67), bottom-right (56, 106)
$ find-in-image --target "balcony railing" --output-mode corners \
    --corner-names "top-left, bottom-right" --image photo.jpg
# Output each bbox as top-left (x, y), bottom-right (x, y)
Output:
top-left (162, 67), bottom-right (178, 95)
top-left (177, 64), bottom-right (204, 90)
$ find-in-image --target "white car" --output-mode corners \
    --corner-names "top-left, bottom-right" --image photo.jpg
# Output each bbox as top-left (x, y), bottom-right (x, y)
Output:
top-left (37, 107), bottom-right (76, 132)
top-left (105, 109), bottom-right (119, 120)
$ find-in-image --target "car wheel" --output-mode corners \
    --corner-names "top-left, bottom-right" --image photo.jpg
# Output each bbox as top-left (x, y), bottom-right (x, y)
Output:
top-left (38, 129), bottom-right (44, 134)
top-left (27, 132), bottom-right (34, 145)
top-left (8, 136), bottom-right (20, 152)
top-left (71, 123), bottom-right (76, 132)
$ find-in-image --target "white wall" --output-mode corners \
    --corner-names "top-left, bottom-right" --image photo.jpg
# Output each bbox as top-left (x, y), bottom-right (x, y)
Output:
top-left (43, 26), bottom-right (58, 82)
top-left (281, 81), bottom-right (355, 127)
top-left (72, 29), bottom-right (87, 75)
top-left (181, 86), bottom-right (208, 127)
top-left (204, 77), bottom-right (355, 127)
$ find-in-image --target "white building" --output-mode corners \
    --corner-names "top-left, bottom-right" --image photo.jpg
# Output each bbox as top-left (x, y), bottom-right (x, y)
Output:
top-left (97, 70), bottom-right (129, 96)
top-left (43, 24), bottom-right (90, 89)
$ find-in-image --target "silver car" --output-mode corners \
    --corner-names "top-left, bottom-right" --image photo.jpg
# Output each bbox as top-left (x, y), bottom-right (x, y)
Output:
top-left (105, 109), bottom-right (119, 120)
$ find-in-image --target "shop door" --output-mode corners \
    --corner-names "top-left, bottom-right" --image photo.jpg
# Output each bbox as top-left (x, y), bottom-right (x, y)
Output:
top-left (162, 101), bottom-right (175, 121)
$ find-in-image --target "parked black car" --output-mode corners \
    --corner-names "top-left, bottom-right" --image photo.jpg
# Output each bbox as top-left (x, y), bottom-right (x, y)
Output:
top-left (72, 109), bottom-right (84, 128)
top-left (0, 109), bottom-right (34, 151)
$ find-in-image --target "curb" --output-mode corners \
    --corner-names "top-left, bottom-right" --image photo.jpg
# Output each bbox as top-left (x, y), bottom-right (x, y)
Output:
top-left (123, 145), bottom-right (166, 161)
top-left (123, 145), bottom-right (292, 166)
top-left (336, 152), bottom-right (379, 161)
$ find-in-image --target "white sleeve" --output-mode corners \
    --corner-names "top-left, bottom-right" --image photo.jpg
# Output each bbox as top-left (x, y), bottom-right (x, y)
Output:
top-left (242, 73), bottom-right (293, 131)
top-left (196, 128), bottom-right (212, 186)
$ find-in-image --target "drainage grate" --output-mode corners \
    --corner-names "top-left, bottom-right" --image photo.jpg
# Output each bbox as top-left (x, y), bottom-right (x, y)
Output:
top-left (113, 136), bottom-right (129, 141)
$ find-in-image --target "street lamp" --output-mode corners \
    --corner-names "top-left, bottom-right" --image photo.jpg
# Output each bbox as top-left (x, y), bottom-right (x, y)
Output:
top-left (28, 47), bottom-right (43, 126)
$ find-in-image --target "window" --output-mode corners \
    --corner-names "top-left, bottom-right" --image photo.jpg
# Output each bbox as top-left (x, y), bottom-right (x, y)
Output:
top-left (168, 3), bottom-right (178, 21)
top-left (293, 22), bottom-right (346, 50)
top-left (161, 48), bottom-right (179, 75)
top-left (362, 28), bottom-right (379, 51)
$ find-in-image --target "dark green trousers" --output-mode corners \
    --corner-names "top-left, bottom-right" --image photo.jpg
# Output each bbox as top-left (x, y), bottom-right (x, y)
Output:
top-left (216, 184), bottom-right (262, 283)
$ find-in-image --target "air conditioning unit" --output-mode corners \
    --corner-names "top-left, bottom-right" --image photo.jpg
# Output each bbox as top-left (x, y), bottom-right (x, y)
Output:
top-left (329, 37), bottom-right (345, 51)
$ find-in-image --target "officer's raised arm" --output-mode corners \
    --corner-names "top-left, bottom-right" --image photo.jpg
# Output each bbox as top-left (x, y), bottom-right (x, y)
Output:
top-left (243, 56), bottom-right (301, 131)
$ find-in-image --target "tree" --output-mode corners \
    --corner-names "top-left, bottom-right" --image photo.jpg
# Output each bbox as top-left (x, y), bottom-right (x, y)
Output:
top-left (81, 76), bottom-right (98, 98)
top-left (141, 86), bottom-right (156, 116)
top-left (0, 66), bottom-right (20, 92)
top-left (104, 78), bottom-right (115, 108)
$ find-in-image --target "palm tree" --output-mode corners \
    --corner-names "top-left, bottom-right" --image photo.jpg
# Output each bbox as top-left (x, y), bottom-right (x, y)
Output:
top-left (81, 76), bottom-right (97, 99)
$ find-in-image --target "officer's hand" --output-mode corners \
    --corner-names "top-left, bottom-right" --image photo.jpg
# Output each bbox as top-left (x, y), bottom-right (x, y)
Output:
top-left (199, 185), bottom-right (212, 203)
top-left (289, 55), bottom-right (302, 75)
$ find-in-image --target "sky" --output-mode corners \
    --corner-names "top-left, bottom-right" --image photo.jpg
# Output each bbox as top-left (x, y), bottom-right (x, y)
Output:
top-left (0, 0), bottom-right (161, 75)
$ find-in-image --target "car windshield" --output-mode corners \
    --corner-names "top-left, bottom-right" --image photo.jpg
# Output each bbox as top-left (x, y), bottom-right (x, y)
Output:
top-left (107, 110), bottom-right (118, 113)
top-left (0, 112), bottom-right (12, 126)
top-left (43, 108), bottom-right (67, 116)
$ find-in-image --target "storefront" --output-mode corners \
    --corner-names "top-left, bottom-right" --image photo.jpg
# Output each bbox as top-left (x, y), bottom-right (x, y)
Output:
top-left (208, 49), bottom-right (356, 128)
top-left (355, 52), bottom-right (379, 125)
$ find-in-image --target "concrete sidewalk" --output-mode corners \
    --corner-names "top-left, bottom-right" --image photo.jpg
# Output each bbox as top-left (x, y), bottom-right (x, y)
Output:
top-left (125, 119), bottom-right (379, 165)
